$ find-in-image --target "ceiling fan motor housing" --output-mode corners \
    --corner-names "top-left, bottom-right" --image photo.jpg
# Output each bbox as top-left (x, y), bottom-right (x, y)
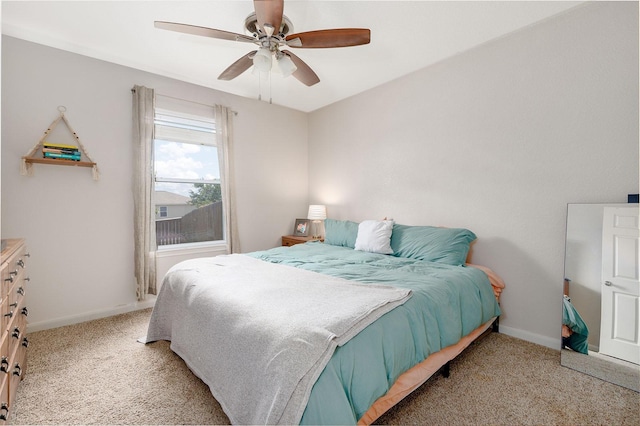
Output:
top-left (244, 12), bottom-right (293, 38)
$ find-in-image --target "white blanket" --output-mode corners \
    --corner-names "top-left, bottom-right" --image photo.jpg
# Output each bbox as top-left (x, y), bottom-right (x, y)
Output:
top-left (144, 254), bottom-right (412, 424)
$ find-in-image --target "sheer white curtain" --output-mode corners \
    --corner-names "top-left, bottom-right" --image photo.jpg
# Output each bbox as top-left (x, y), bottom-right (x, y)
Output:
top-left (132, 85), bottom-right (157, 299)
top-left (215, 105), bottom-right (240, 254)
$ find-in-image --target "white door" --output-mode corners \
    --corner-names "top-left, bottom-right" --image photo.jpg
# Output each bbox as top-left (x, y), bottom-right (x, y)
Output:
top-left (599, 206), bottom-right (640, 364)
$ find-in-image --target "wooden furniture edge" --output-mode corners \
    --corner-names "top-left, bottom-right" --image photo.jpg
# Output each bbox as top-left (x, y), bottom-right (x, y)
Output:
top-left (22, 156), bottom-right (97, 168)
top-left (0, 238), bottom-right (25, 262)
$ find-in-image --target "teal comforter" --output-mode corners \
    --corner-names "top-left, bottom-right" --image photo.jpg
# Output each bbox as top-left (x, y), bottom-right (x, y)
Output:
top-left (562, 295), bottom-right (589, 355)
top-left (248, 242), bottom-right (501, 424)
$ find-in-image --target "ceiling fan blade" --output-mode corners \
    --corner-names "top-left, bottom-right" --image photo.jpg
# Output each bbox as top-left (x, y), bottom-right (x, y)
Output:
top-left (286, 28), bottom-right (371, 48)
top-left (254, 0), bottom-right (283, 34)
top-left (281, 50), bottom-right (320, 86)
top-left (155, 21), bottom-right (256, 43)
top-left (218, 51), bottom-right (257, 81)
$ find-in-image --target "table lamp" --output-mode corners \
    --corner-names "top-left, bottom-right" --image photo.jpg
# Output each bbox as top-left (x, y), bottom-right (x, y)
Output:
top-left (307, 205), bottom-right (327, 240)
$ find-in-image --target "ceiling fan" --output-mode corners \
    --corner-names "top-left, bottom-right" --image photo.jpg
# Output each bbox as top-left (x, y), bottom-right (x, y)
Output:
top-left (155, 0), bottom-right (371, 87)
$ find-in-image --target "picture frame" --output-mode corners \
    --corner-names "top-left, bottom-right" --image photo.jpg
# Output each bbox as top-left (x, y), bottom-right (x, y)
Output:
top-left (293, 218), bottom-right (309, 236)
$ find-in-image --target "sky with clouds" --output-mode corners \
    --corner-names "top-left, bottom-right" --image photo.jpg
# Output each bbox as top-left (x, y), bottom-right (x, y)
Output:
top-left (154, 140), bottom-right (219, 197)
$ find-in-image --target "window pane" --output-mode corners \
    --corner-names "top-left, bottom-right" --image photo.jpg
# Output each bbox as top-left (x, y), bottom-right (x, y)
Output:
top-left (155, 183), bottom-right (224, 246)
top-left (154, 140), bottom-right (219, 181)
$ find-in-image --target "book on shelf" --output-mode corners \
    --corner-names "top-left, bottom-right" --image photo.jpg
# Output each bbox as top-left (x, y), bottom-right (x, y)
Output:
top-left (43, 152), bottom-right (82, 161)
top-left (43, 142), bottom-right (79, 150)
top-left (42, 147), bottom-right (80, 155)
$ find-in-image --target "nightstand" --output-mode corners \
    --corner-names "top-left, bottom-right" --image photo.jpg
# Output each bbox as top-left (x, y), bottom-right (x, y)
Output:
top-left (282, 235), bottom-right (323, 247)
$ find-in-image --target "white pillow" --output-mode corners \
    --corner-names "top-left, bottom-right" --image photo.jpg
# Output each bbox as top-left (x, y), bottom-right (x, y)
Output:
top-left (354, 220), bottom-right (394, 254)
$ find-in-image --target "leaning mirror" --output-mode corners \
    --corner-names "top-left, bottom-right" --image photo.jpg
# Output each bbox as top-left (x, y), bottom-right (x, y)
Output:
top-left (561, 203), bottom-right (639, 391)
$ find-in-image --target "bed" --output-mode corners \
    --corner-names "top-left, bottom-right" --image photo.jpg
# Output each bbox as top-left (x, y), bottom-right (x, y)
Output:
top-left (144, 220), bottom-right (504, 424)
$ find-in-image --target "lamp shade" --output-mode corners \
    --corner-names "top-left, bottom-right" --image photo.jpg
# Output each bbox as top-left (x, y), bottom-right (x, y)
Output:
top-left (253, 48), bottom-right (272, 72)
top-left (277, 54), bottom-right (297, 77)
top-left (307, 205), bottom-right (327, 221)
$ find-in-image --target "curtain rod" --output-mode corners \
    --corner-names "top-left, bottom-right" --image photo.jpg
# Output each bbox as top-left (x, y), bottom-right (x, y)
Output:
top-left (131, 87), bottom-right (238, 116)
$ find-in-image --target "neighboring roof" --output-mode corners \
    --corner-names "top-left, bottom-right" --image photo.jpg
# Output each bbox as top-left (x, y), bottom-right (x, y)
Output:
top-left (155, 191), bottom-right (191, 205)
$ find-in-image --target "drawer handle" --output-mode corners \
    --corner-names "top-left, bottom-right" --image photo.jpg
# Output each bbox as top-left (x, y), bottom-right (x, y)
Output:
top-left (25, 253), bottom-right (31, 257)
top-left (12, 328), bottom-right (20, 339)
top-left (9, 302), bottom-right (17, 309)
top-left (3, 276), bottom-right (13, 283)
top-left (0, 403), bottom-right (8, 421)
top-left (9, 270), bottom-right (17, 277)
top-left (21, 307), bottom-right (28, 317)
top-left (12, 363), bottom-right (21, 377)
top-left (24, 277), bottom-right (30, 282)
top-left (17, 259), bottom-right (24, 268)
top-left (3, 311), bottom-right (13, 319)
top-left (17, 287), bottom-right (24, 295)
top-left (22, 337), bottom-right (29, 348)
top-left (0, 357), bottom-right (8, 373)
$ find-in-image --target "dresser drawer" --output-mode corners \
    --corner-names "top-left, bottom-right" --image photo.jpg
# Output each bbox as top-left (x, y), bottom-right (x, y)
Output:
top-left (0, 239), bottom-right (28, 423)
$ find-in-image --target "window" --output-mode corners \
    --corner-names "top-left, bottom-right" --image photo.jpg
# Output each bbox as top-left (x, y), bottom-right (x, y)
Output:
top-left (153, 100), bottom-right (225, 247)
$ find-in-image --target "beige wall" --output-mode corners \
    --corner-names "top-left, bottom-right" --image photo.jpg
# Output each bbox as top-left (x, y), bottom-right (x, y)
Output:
top-left (1, 36), bottom-right (309, 329)
top-left (307, 2), bottom-right (639, 347)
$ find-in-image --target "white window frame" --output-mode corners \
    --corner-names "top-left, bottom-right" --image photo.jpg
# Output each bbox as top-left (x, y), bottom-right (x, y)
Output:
top-left (153, 104), bottom-right (227, 254)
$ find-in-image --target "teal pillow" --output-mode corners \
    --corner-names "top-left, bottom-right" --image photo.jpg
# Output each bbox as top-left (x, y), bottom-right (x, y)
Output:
top-left (324, 219), bottom-right (359, 248)
top-left (390, 224), bottom-right (476, 265)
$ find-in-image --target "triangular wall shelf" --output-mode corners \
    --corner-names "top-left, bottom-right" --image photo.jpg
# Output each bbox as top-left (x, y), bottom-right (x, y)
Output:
top-left (21, 106), bottom-right (99, 180)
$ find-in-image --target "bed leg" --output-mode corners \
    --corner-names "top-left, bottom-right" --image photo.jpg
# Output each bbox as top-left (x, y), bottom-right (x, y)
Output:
top-left (492, 317), bottom-right (499, 333)
top-left (442, 361), bottom-right (451, 378)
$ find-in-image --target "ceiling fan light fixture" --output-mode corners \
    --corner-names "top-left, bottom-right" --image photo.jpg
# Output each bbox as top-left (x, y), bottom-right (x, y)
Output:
top-left (277, 54), bottom-right (297, 78)
top-left (253, 48), bottom-right (272, 72)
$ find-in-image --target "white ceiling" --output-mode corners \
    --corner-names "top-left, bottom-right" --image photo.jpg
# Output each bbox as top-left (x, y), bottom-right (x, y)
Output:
top-left (1, 1), bottom-right (584, 112)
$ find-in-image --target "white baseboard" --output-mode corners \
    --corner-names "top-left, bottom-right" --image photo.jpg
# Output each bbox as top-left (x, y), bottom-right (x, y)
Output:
top-left (499, 324), bottom-right (561, 350)
top-left (27, 298), bottom-right (560, 352)
top-left (28, 296), bottom-right (157, 333)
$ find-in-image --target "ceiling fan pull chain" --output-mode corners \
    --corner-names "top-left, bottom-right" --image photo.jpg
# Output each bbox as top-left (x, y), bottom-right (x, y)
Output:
top-left (269, 71), bottom-right (273, 105)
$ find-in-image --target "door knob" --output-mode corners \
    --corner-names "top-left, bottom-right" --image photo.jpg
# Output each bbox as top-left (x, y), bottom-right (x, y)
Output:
top-left (604, 281), bottom-right (613, 286)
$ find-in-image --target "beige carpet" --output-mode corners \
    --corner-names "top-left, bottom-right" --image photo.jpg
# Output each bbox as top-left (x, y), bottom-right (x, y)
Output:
top-left (10, 309), bottom-right (640, 425)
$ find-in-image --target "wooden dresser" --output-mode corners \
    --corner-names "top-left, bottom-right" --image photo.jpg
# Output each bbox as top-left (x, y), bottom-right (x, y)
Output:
top-left (0, 239), bottom-right (29, 422)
